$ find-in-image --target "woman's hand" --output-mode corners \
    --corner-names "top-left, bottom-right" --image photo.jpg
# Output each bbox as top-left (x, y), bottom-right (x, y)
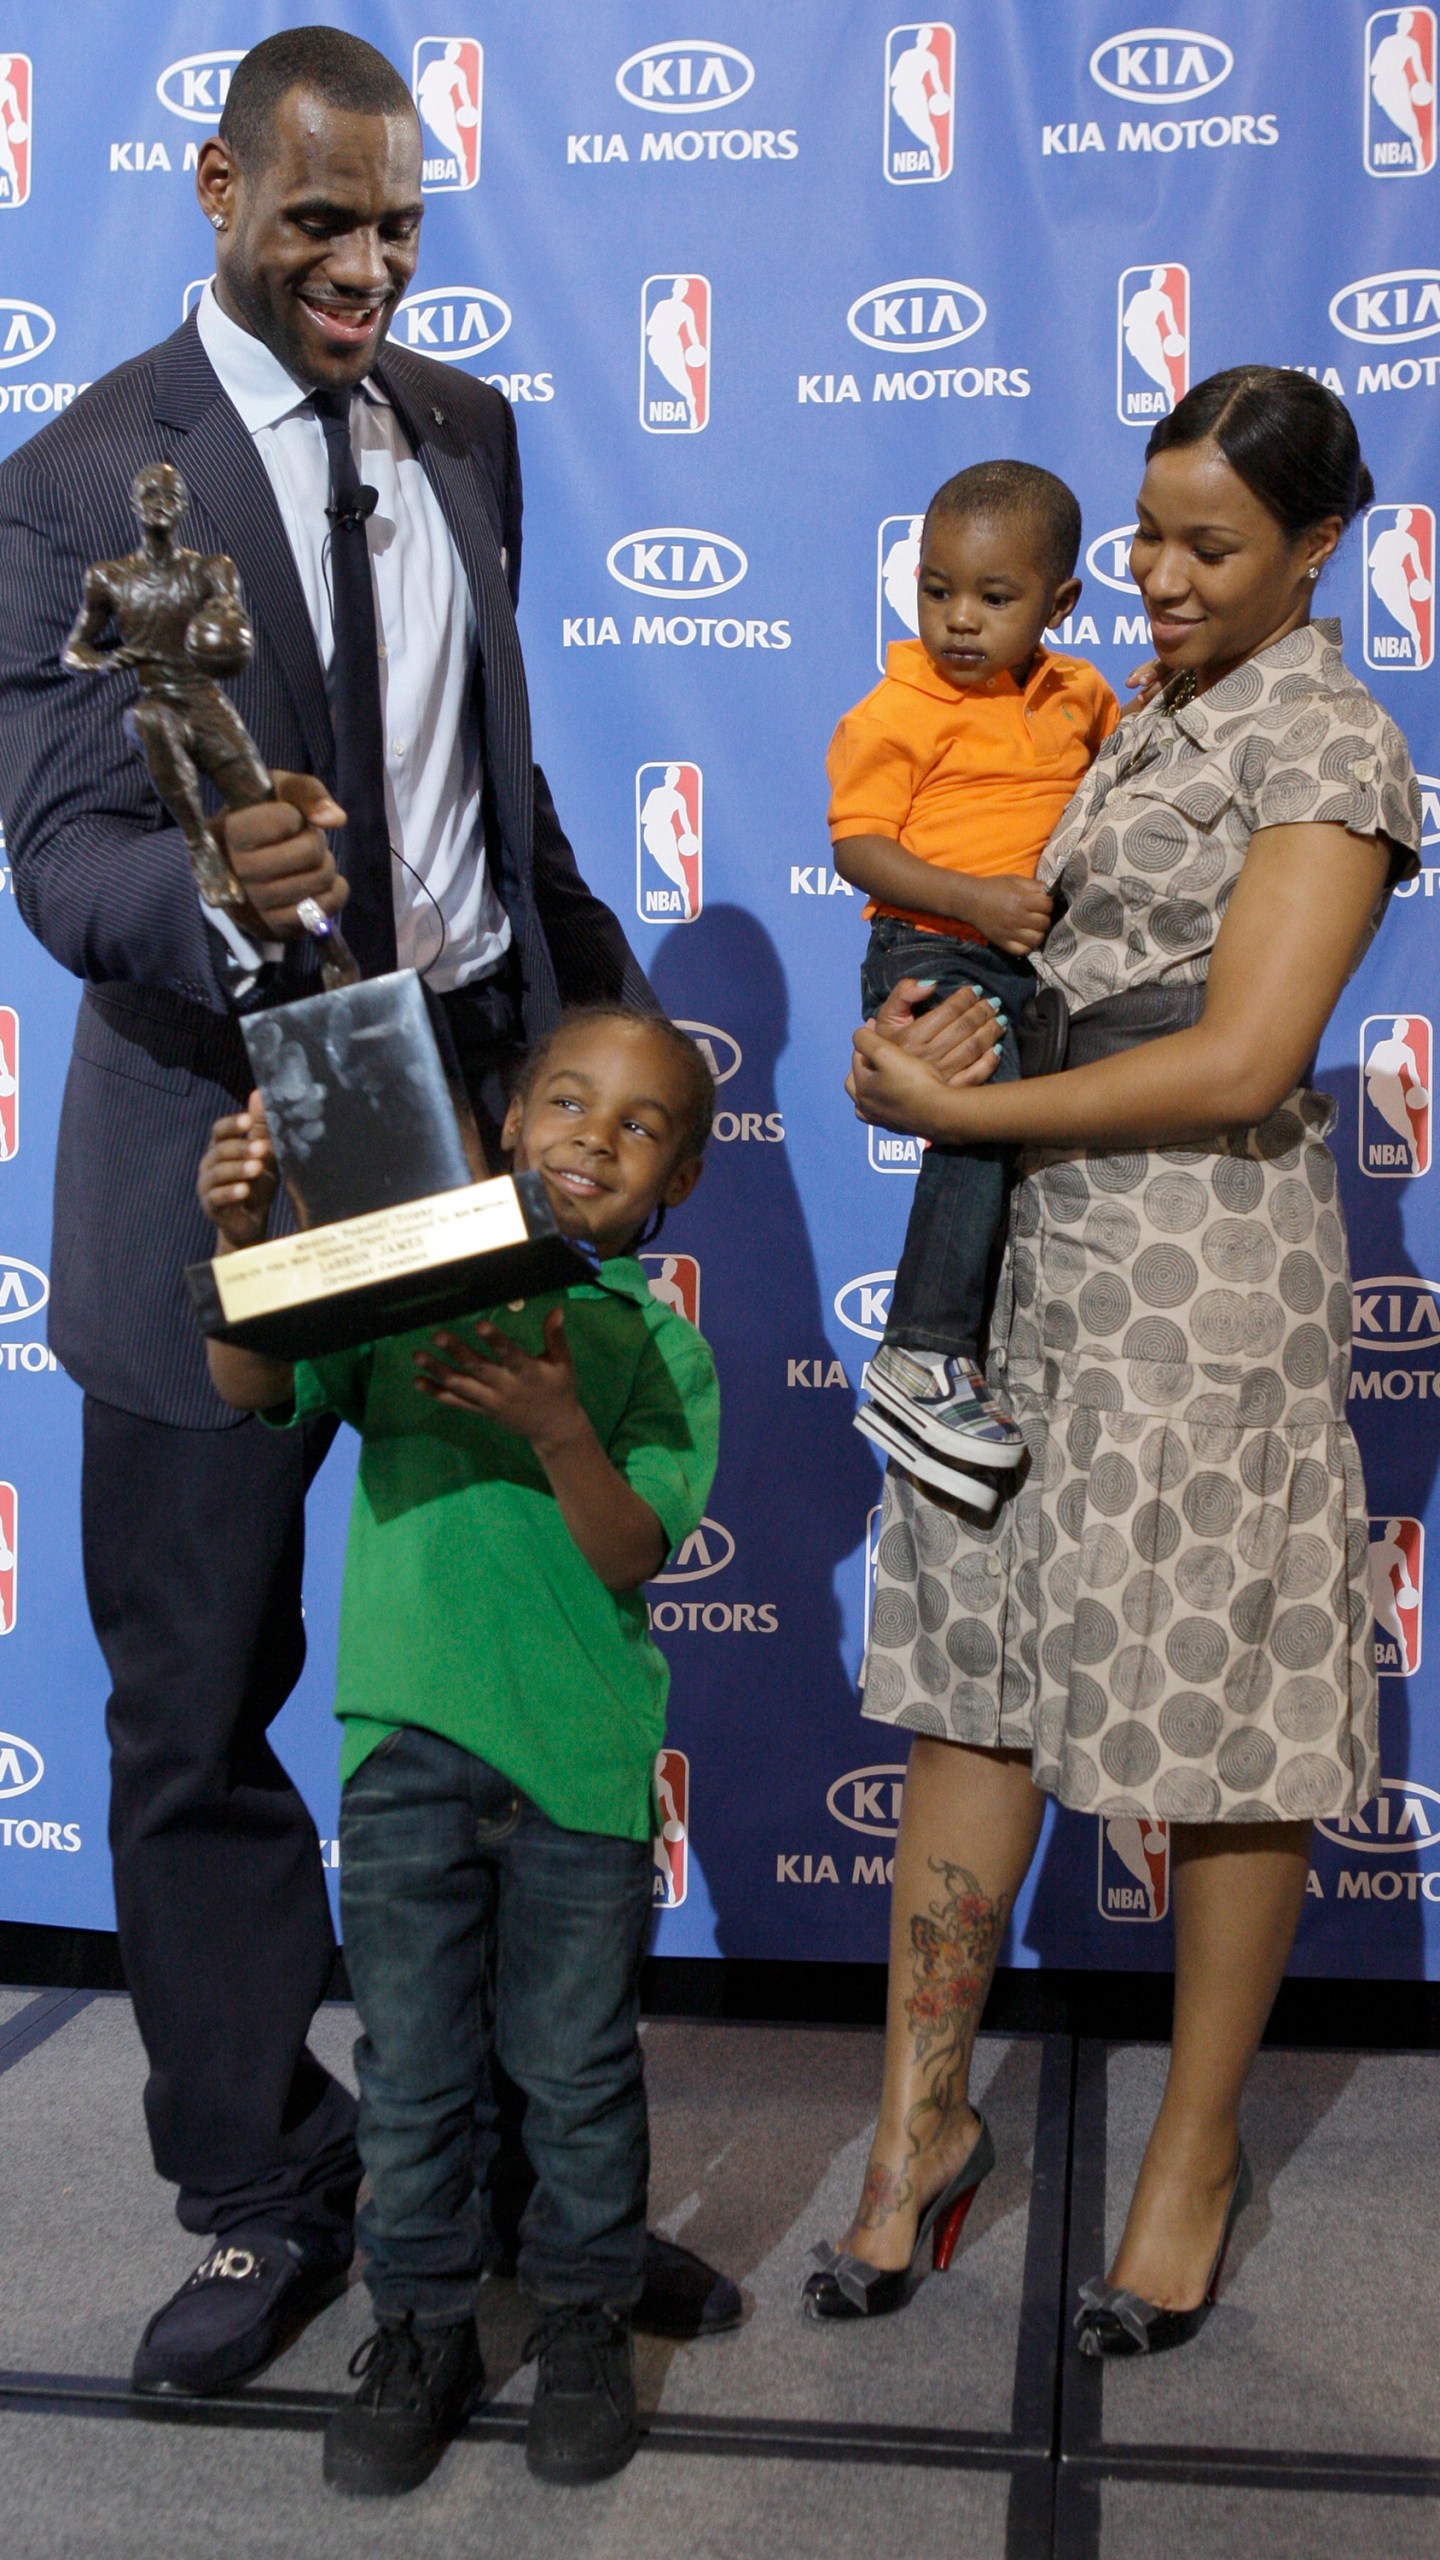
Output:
top-left (198, 1091), bottom-right (277, 1250)
top-left (873, 976), bottom-right (1004, 1087)
top-left (413, 1311), bottom-right (586, 1459)
top-left (847, 1020), bottom-right (981, 1142)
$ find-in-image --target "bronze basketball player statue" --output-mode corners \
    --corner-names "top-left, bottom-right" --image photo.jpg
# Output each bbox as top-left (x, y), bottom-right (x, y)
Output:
top-left (63, 461), bottom-right (358, 987)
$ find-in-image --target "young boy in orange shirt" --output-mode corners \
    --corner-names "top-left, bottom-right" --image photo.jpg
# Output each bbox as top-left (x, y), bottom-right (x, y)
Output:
top-left (828, 461), bottom-right (1119, 1501)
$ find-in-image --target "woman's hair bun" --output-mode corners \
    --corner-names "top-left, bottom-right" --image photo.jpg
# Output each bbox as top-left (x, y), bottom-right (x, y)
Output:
top-left (1147, 366), bottom-right (1373, 537)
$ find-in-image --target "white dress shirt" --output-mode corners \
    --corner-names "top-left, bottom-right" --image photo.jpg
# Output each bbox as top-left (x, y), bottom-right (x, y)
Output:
top-left (196, 282), bottom-right (510, 992)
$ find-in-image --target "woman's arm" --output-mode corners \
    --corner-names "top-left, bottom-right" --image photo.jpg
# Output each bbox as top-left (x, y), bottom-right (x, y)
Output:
top-left (848, 821), bottom-right (1391, 1149)
top-left (833, 832), bottom-right (1053, 955)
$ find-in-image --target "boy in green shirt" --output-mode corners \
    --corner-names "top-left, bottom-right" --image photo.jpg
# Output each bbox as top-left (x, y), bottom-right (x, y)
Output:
top-left (199, 1009), bottom-right (719, 2499)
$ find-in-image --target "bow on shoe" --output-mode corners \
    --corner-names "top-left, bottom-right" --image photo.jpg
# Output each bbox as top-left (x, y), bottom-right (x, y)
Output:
top-left (1074, 2276), bottom-right (1160, 2350)
top-left (807, 2242), bottom-right (890, 2312)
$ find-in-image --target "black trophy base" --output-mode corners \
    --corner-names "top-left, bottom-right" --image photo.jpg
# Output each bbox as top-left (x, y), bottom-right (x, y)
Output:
top-left (240, 969), bottom-right (476, 1228)
top-left (186, 1167), bottom-right (597, 1360)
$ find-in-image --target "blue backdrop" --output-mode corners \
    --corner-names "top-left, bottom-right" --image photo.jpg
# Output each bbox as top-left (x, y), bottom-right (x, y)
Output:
top-left (1, 2), bottom-right (1438, 1977)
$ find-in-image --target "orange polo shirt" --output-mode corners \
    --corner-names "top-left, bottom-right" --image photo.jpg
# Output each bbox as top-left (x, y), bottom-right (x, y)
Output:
top-left (827, 639), bottom-right (1120, 941)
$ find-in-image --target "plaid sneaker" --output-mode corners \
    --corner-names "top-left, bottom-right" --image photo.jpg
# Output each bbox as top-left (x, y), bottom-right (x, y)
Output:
top-left (854, 1399), bottom-right (1000, 1513)
top-left (865, 1344), bottom-right (1026, 1467)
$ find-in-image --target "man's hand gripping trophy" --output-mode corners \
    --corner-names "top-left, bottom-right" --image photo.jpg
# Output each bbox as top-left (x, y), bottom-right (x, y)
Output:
top-left (64, 462), bottom-right (359, 989)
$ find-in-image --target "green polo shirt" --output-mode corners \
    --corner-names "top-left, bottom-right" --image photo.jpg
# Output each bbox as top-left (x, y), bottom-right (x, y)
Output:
top-left (286, 1257), bottom-right (719, 1843)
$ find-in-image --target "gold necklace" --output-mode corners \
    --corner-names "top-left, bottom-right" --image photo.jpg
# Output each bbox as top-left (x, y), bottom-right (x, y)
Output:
top-left (1165, 670), bottom-right (1199, 711)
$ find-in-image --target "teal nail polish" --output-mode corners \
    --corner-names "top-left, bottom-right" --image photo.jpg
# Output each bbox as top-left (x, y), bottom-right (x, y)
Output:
top-left (995, 1014), bottom-right (1009, 1030)
top-left (913, 978), bottom-right (938, 991)
top-left (986, 995), bottom-right (1003, 1010)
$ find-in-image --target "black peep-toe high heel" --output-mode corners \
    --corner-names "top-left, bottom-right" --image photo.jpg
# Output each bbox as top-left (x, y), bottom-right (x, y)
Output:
top-left (801, 2117), bottom-right (995, 2322)
top-left (1073, 2146), bottom-right (1253, 2359)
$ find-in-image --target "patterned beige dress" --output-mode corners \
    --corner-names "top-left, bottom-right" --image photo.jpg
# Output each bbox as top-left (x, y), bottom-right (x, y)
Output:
top-left (862, 620), bottom-right (1421, 1823)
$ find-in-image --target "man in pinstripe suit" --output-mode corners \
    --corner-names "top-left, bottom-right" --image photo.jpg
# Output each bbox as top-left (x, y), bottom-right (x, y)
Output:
top-left (0, 29), bottom-right (733, 2394)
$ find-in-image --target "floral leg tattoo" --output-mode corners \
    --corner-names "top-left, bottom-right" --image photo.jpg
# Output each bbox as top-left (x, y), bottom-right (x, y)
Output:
top-left (855, 1859), bottom-right (1011, 2233)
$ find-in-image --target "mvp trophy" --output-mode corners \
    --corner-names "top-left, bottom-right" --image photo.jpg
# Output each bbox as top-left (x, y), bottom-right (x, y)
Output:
top-left (66, 463), bottom-right (590, 1357)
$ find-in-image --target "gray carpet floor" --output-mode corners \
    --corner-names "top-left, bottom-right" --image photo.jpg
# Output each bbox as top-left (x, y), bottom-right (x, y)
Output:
top-left (2, 1995), bottom-right (1438, 2555)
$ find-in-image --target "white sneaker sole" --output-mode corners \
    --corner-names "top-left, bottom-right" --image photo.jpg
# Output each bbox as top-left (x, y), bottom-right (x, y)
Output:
top-left (854, 1404), bottom-right (1000, 1517)
top-left (866, 1369), bottom-right (1026, 1470)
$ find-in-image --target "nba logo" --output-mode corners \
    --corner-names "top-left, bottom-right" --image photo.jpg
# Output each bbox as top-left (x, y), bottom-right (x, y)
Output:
top-left (1360, 1014), bottom-right (1432, 1175)
top-left (869, 1126), bottom-right (924, 1173)
top-left (641, 276), bottom-right (711, 433)
top-left (1364, 505), bottom-right (1435, 670)
top-left (0, 1483), bottom-right (14, 1635)
top-left (0, 1008), bottom-right (16, 1162)
top-left (0, 54), bottom-right (31, 209)
top-left (412, 38), bottom-right (482, 191)
top-left (1365, 10), bottom-right (1437, 174)
top-left (654, 1748), bottom-right (689, 1907)
top-left (641, 1252), bottom-right (701, 1327)
top-left (1098, 1816), bottom-right (1170, 1920)
top-left (1372, 1516), bottom-right (1424, 1675)
top-left (884, 25), bottom-right (955, 183)
top-left (636, 762), bottom-right (702, 923)
top-left (1117, 265), bottom-right (1190, 424)
top-left (876, 514), bottom-right (924, 671)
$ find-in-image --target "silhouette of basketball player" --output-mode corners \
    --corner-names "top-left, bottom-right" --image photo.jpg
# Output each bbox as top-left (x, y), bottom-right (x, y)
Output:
top-left (1365, 1015), bottom-right (1429, 1168)
top-left (1369, 508), bottom-right (1432, 655)
top-left (1371, 1518), bottom-right (1421, 1654)
top-left (0, 1500), bottom-right (14, 1628)
top-left (1123, 269), bottom-right (1186, 401)
top-left (1371, 10), bottom-right (1433, 149)
top-left (0, 1032), bottom-right (14, 1161)
top-left (1105, 1816), bottom-right (1167, 1918)
top-left (416, 39), bottom-right (478, 167)
top-left (645, 278), bottom-right (706, 428)
top-left (639, 765), bottom-right (699, 916)
top-left (881, 517), bottom-right (924, 637)
top-left (653, 1757), bottom-right (685, 1903)
top-left (889, 26), bottom-right (950, 174)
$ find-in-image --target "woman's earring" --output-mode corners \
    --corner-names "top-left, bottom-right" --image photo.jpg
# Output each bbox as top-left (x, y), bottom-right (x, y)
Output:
top-left (1308, 564), bottom-right (1320, 581)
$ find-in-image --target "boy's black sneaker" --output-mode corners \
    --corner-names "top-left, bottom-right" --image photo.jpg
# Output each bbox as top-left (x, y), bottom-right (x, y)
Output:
top-left (523, 2304), bottom-right (638, 2485)
top-left (323, 2313), bottom-right (485, 2498)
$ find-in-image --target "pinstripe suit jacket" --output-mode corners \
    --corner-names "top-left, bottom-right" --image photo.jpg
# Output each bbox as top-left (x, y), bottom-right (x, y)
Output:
top-left (0, 316), bottom-right (650, 1428)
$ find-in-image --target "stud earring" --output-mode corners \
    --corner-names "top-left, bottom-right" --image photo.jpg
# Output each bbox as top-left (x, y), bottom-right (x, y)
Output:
top-left (1308, 564), bottom-right (1320, 580)
top-left (210, 212), bottom-right (226, 232)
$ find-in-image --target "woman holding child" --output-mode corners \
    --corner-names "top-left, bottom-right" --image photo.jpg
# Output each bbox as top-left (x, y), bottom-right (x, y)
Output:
top-left (813, 369), bottom-right (1421, 2354)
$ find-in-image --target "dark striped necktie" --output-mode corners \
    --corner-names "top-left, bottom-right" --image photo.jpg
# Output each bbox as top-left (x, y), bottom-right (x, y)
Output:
top-left (310, 384), bottom-right (397, 978)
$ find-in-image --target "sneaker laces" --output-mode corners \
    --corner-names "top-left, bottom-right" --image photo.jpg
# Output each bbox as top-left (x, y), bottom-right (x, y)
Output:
top-left (521, 2305), bottom-right (627, 2416)
top-left (347, 2315), bottom-right (428, 2410)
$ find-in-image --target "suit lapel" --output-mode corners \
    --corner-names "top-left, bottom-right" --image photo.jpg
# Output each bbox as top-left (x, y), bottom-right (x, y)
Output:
top-left (151, 320), bottom-right (334, 782)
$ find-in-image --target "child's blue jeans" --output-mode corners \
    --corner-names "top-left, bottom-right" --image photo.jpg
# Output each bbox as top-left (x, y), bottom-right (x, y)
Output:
top-left (860, 916), bottom-right (1034, 1361)
top-left (339, 1723), bottom-right (653, 2325)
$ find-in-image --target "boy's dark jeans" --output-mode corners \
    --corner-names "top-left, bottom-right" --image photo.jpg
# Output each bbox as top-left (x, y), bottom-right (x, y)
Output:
top-left (860, 916), bottom-right (1033, 1361)
top-left (340, 1725), bottom-right (653, 2325)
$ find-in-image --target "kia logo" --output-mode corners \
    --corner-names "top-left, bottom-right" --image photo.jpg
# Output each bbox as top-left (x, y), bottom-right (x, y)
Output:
top-left (1352, 1276), bottom-right (1440, 1352)
top-left (1315, 1774), bottom-right (1440, 1858)
top-left (826, 1764), bottom-right (907, 1837)
top-left (674, 1021), bottom-right (741, 1086)
top-left (655, 1517), bottom-right (736, 1583)
top-left (834, 1271), bottom-right (896, 1341)
top-left (156, 49), bottom-right (243, 123)
top-left (846, 278), bottom-right (986, 354)
top-left (1085, 523), bottom-right (1140, 594)
top-left (0, 1732), bottom-right (43, 1800)
top-left (1088, 28), bottom-right (1233, 102)
top-left (615, 40), bottom-right (754, 113)
top-left (394, 285), bottom-right (512, 364)
top-left (606, 529), bottom-right (748, 600)
top-left (1329, 270), bottom-right (1440, 346)
top-left (0, 301), bottom-right (56, 372)
top-left (0, 1255), bottom-right (48, 1324)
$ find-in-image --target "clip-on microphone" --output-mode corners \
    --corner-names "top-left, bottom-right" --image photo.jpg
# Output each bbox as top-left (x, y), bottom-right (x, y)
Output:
top-left (326, 485), bottom-right (379, 528)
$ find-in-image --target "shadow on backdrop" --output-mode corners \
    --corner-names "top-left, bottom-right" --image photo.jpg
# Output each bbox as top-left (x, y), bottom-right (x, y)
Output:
top-left (647, 905), bottom-right (884, 1964)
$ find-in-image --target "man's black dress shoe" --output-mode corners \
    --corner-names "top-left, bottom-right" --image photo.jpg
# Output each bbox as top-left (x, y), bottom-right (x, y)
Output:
top-left (324, 2314), bottom-right (485, 2497)
top-left (131, 2230), bottom-right (350, 2396)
